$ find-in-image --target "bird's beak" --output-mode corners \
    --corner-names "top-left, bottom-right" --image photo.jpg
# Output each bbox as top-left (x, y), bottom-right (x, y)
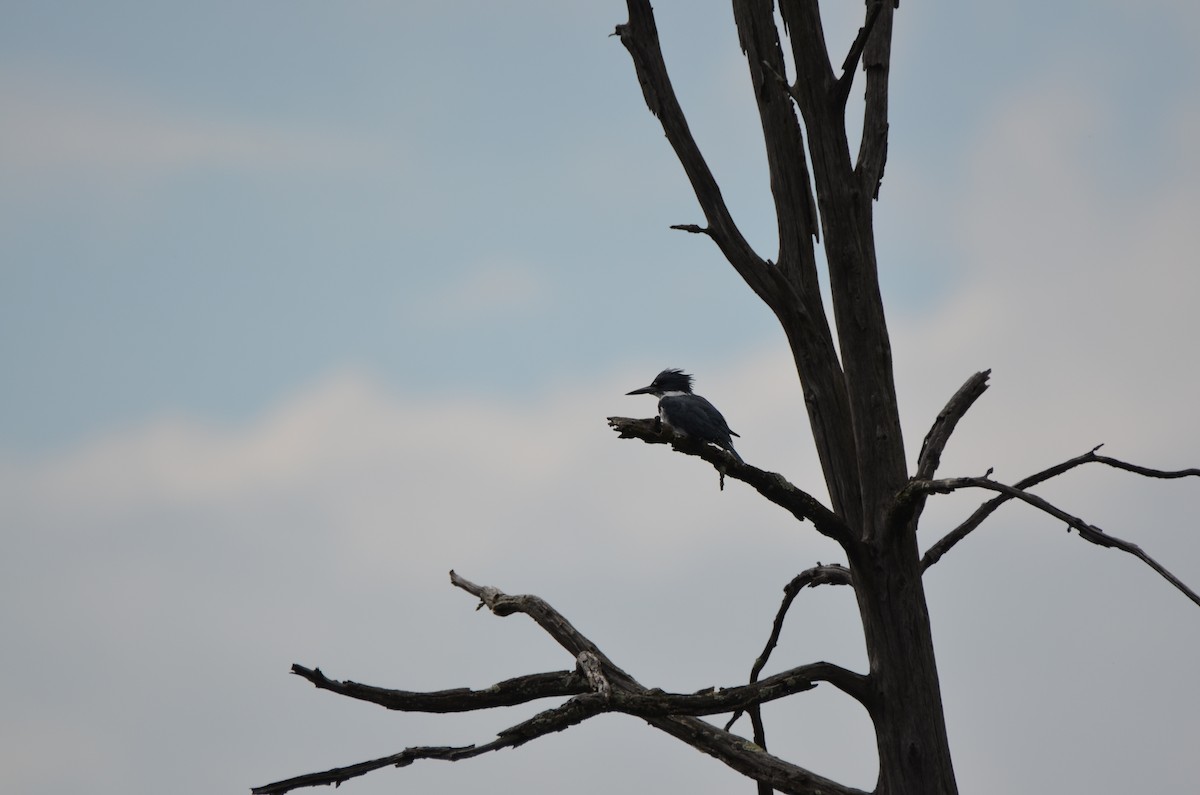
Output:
top-left (626, 384), bottom-right (655, 396)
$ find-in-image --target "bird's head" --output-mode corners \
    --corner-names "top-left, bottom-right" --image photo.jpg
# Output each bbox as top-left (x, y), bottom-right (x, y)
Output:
top-left (626, 368), bottom-right (694, 398)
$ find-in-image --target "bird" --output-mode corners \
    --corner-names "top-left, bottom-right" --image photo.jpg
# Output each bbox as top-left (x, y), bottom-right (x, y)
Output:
top-left (626, 368), bottom-right (742, 463)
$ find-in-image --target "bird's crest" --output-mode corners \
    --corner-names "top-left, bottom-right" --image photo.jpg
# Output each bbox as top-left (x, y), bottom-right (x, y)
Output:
top-left (653, 368), bottom-right (693, 393)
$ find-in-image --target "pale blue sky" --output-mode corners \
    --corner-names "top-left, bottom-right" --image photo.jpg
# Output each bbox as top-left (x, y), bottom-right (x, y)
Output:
top-left (12, 0), bottom-right (1194, 452)
top-left (2, 3), bottom-right (1199, 795)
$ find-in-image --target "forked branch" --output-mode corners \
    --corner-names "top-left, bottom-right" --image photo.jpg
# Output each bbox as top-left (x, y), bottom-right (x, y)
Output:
top-left (910, 470), bottom-right (1200, 606)
top-left (920, 446), bottom-right (1200, 571)
top-left (449, 570), bottom-right (639, 685)
top-left (257, 572), bottom-right (870, 795)
top-left (289, 661), bottom-right (857, 723)
top-left (456, 572), bottom-right (871, 795)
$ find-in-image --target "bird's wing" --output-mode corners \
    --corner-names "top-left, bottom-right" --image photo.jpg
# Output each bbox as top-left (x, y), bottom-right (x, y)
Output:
top-left (661, 395), bottom-right (737, 440)
top-left (694, 395), bottom-right (737, 437)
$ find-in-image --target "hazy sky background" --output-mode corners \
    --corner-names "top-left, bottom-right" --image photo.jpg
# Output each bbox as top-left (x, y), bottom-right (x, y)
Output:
top-left (3, 2), bottom-right (1198, 794)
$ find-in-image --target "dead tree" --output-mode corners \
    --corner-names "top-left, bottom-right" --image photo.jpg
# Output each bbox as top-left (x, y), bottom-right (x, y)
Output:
top-left (253, 3), bottom-right (1199, 794)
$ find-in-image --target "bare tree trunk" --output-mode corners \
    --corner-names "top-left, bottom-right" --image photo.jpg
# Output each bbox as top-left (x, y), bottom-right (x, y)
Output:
top-left (619, 2), bottom-right (959, 792)
top-left (850, 528), bottom-right (957, 795)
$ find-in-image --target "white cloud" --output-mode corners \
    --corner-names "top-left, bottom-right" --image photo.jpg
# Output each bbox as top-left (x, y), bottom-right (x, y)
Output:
top-left (2, 319), bottom-right (1198, 795)
top-left (0, 357), bottom-right (871, 792)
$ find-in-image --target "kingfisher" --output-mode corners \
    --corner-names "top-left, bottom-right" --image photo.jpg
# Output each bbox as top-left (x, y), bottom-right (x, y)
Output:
top-left (626, 368), bottom-right (742, 463)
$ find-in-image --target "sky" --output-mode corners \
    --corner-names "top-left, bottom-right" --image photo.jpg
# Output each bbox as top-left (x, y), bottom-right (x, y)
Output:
top-left (2, 1), bottom-right (1199, 793)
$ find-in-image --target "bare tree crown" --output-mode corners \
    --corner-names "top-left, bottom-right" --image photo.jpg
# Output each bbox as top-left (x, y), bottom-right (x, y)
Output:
top-left (255, 4), bottom-right (1199, 794)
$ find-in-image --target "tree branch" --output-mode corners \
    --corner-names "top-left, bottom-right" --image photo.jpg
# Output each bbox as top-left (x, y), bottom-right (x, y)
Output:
top-left (287, 664), bottom-right (588, 712)
top-left (607, 416), bottom-right (850, 543)
top-left (612, 663), bottom-right (849, 717)
top-left (287, 657), bottom-right (855, 728)
top-left (613, 0), bottom-right (772, 303)
top-left (856, 0), bottom-right (894, 198)
top-left (452, 572), bottom-right (870, 716)
top-left (1090, 454), bottom-right (1200, 480)
top-left (728, 564), bottom-right (861, 733)
top-left (669, 222), bottom-right (712, 237)
top-left (750, 566), bottom-right (856, 692)
top-left (910, 473), bottom-right (1200, 606)
top-left (734, 658), bottom-right (867, 729)
top-left (260, 572), bottom-right (869, 795)
top-left (920, 446), bottom-right (1200, 570)
top-left (645, 714), bottom-right (871, 795)
top-left (914, 370), bottom-right (992, 482)
top-left (731, 0), bottom-right (821, 258)
top-left (256, 668), bottom-right (873, 795)
top-left (252, 693), bottom-right (610, 794)
top-left (450, 569), bottom-right (641, 686)
top-left (834, 0), bottom-right (884, 106)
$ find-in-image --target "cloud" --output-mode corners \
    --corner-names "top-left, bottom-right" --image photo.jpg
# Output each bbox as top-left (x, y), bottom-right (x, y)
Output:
top-left (0, 66), bottom-right (396, 199)
top-left (893, 69), bottom-right (1200, 468)
top-left (0, 357), bottom-right (867, 794)
top-left (2, 323), bottom-right (1198, 795)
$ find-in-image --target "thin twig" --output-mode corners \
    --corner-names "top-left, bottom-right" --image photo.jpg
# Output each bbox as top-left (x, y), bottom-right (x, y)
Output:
top-left (669, 222), bottom-right (712, 237)
top-left (749, 705), bottom-right (772, 795)
top-left (727, 564), bottom-right (857, 732)
top-left (1091, 454), bottom-right (1200, 480)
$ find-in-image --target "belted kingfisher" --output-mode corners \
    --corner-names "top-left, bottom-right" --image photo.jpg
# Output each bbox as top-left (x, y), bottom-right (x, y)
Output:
top-left (626, 368), bottom-right (742, 463)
